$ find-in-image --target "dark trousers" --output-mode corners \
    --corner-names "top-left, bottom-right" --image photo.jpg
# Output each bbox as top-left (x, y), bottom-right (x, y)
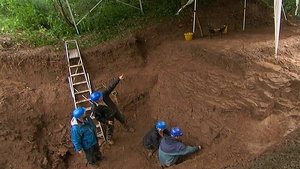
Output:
top-left (106, 122), bottom-right (114, 140)
top-left (144, 144), bottom-right (155, 150)
top-left (84, 144), bottom-right (102, 165)
top-left (106, 109), bottom-right (128, 138)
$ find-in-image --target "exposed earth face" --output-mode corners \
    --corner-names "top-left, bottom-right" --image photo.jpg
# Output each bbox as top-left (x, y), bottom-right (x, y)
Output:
top-left (0, 1), bottom-right (299, 169)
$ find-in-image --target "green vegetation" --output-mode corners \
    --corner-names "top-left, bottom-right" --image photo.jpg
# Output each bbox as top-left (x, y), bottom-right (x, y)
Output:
top-left (0, 0), bottom-right (181, 47)
top-left (263, 0), bottom-right (299, 16)
top-left (0, 0), bottom-right (74, 46)
top-left (0, 0), bottom-right (299, 47)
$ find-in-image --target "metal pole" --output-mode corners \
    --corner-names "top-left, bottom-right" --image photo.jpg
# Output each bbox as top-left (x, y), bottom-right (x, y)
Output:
top-left (65, 0), bottom-right (79, 34)
top-left (274, 0), bottom-right (283, 57)
top-left (295, 0), bottom-right (299, 16)
top-left (139, 0), bottom-right (144, 14)
top-left (192, 0), bottom-right (197, 33)
top-left (117, 0), bottom-right (143, 13)
top-left (281, 4), bottom-right (288, 21)
top-left (77, 0), bottom-right (103, 25)
top-left (243, 0), bottom-right (246, 31)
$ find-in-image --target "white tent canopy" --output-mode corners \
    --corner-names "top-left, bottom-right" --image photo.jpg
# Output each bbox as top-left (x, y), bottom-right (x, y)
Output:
top-left (176, 0), bottom-right (299, 57)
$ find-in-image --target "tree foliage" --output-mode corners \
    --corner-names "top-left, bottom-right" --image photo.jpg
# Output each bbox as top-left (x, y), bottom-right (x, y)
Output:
top-left (263, 0), bottom-right (299, 15)
top-left (0, 0), bottom-right (299, 46)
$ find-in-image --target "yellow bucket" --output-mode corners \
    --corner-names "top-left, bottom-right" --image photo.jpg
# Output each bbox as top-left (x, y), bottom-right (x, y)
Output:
top-left (223, 25), bottom-right (228, 34)
top-left (184, 32), bottom-right (193, 41)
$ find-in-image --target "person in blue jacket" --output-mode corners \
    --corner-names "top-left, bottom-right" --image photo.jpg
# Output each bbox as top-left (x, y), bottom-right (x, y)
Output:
top-left (159, 127), bottom-right (201, 167)
top-left (71, 107), bottom-right (102, 165)
top-left (143, 120), bottom-right (170, 156)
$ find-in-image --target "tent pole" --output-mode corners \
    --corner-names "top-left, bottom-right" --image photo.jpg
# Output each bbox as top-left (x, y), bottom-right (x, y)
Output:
top-left (295, 0), bottom-right (299, 16)
top-left (281, 4), bottom-right (288, 20)
top-left (117, 0), bottom-right (144, 14)
top-left (193, 0), bottom-right (197, 33)
top-left (139, 0), bottom-right (144, 14)
top-left (243, 0), bottom-right (247, 31)
top-left (274, 0), bottom-right (283, 57)
top-left (77, 0), bottom-right (103, 25)
top-left (65, 0), bottom-right (79, 34)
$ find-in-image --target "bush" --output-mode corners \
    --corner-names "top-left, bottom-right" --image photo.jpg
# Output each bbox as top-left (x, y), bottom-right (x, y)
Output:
top-left (2, 0), bottom-right (297, 46)
top-left (0, 0), bottom-right (73, 46)
top-left (0, 0), bottom-right (183, 46)
top-left (262, 0), bottom-right (299, 15)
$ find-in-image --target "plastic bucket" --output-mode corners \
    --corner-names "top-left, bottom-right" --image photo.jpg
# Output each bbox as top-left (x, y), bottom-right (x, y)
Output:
top-left (184, 32), bottom-right (193, 41)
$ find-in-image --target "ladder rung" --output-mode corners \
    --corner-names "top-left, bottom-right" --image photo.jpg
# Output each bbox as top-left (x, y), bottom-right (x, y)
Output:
top-left (97, 133), bottom-right (105, 138)
top-left (75, 99), bottom-right (90, 104)
top-left (70, 64), bottom-right (83, 68)
top-left (71, 72), bottom-right (85, 77)
top-left (73, 81), bottom-right (87, 86)
top-left (90, 113), bottom-right (95, 119)
top-left (68, 49), bottom-right (80, 59)
top-left (74, 90), bottom-right (90, 95)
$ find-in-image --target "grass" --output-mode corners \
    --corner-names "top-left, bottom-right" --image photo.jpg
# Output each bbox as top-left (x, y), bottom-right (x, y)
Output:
top-left (0, 0), bottom-right (181, 48)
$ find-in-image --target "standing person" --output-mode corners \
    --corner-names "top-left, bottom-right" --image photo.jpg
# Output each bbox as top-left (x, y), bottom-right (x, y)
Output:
top-left (90, 74), bottom-right (134, 145)
top-left (159, 127), bottom-right (201, 167)
top-left (143, 120), bottom-right (170, 156)
top-left (71, 107), bottom-right (102, 166)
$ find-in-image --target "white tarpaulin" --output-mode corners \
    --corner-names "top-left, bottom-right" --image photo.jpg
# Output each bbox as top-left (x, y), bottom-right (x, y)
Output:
top-left (176, 0), bottom-right (195, 15)
top-left (296, 0), bottom-right (299, 15)
top-left (274, 0), bottom-right (282, 57)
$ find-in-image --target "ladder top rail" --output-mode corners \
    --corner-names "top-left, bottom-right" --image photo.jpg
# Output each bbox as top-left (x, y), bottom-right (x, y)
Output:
top-left (65, 40), bottom-right (77, 44)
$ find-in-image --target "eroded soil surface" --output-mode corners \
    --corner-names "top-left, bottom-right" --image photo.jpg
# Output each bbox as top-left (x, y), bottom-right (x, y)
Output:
top-left (0, 1), bottom-right (299, 169)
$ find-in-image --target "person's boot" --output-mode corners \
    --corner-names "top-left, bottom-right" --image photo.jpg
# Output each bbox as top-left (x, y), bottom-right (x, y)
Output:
top-left (106, 124), bottom-right (115, 145)
top-left (122, 123), bottom-right (135, 133)
top-left (107, 138), bottom-right (114, 145)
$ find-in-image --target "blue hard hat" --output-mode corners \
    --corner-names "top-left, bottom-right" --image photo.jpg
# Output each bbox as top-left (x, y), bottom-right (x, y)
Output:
top-left (90, 91), bottom-right (103, 102)
top-left (156, 121), bottom-right (167, 130)
top-left (73, 107), bottom-right (86, 119)
top-left (171, 127), bottom-right (183, 137)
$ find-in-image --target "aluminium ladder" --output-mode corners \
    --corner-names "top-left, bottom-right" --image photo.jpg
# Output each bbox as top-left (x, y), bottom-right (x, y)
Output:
top-left (65, 40), bottom-right (106, 144)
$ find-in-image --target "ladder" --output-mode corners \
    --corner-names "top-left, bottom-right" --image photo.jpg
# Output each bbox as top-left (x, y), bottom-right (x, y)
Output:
top-left (65, 40), bottom-right (106, 144)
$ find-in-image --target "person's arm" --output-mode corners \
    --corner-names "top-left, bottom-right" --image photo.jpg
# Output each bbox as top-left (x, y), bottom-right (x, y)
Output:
top-left (89, 117), bottom-right (97, 131)
top-left (169, 145), bottom-right (199, 156)
top-left (164, 129), bottom-right (171, 136)
top-left (87, 117), bottom-right (99, 141)
top-left (71, 127), bottom-right (83, 152)
top-left (151, 131), bottom-right (161, 150)
top-left (103, 75), bottom-right (124, 95)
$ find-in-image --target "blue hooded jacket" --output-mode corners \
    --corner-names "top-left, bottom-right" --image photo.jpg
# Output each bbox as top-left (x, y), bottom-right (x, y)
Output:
top-left (71, 117), bottom-right (98, 151)
top-left (159, 136), bottom-right (199, 166)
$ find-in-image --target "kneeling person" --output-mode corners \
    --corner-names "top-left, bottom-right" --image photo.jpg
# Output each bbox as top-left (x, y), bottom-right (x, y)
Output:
top-left (159, 127), bottom-right (201, 167)
top-left (143, 120), bottom-right (170, 156)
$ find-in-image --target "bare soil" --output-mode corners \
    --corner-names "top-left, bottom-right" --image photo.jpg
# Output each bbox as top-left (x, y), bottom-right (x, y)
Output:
top-left (0, 1), bottom-right (299, 169)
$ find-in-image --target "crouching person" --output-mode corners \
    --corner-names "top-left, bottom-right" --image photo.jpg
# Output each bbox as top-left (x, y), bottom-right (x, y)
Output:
top-left (143, 120), bottom-right (170, 157)
top-left (159, 127), bottom-right (201, 167)
top-left (71, 107), bottom-right (102, 166)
